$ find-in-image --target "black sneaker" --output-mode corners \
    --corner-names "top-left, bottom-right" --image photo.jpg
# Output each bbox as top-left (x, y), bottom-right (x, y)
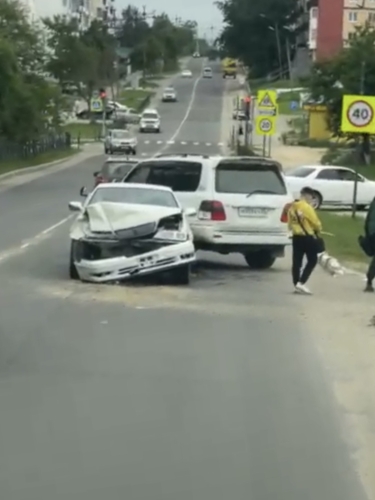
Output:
top-left (364, 283), bottom-right (374, 292)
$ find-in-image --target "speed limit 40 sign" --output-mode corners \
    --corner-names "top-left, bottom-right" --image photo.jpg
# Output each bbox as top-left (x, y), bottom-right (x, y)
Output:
top-left (342, 95), bottom-right (375, 133)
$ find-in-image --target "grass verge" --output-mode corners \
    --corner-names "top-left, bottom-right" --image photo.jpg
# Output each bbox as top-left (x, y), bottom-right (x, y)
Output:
top-left (318, 211), bottom-right (367, 264)
top-left (119, 89), bottom-right (154, 110)
top-left (0, 147), bottom-right (79, 176)
top-left (62, 123), bottom-right (102, 140)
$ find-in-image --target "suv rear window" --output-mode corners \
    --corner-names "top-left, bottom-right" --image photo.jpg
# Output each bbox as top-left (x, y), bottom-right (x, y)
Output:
top-left (124, 161), bottom-right (202, 192)
top-left (215, 161), bottom-right (286, 195)
top-left (103, 162), bottom-right (137, 178)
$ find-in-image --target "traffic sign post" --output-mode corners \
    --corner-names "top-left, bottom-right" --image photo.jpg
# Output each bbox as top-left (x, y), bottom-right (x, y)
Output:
top-left (90, 98), bottom-right (103, 113)
top-left (341, 94), bottom-right (375, 217)
top-left (341, 95), bottom-right (375, 133)
top-left (257, 90), bottom-right (278, 157)
top-left (255, 116), bottom-right (276, 136)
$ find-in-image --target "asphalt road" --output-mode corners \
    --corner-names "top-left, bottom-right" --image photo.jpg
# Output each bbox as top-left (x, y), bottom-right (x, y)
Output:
top-left (0, 59), bottom-right (368, 500)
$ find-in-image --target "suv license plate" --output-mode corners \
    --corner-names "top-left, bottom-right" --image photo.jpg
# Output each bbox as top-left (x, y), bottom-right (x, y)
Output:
top-left (238, 207), bottom-right (268, 217)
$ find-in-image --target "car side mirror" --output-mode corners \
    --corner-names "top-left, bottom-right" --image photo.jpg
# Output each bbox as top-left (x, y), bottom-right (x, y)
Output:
top-left (80, 187), bottom-right (88, 197)
top-left (93, 171), bottom-right (99, 177)
top-left (69, 201), bottom-right (83, 211)
top-left (185, 207), bottom-right (197, 217)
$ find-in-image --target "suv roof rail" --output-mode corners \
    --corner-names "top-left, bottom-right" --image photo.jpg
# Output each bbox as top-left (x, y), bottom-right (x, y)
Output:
top-left (155, 153), bottom-right (210, 159)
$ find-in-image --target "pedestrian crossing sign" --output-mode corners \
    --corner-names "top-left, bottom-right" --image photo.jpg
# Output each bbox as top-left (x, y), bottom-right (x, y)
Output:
top-left (257, 90), bottom-right (277, 109)
top-left (90, 98), bottom-right (103, 112)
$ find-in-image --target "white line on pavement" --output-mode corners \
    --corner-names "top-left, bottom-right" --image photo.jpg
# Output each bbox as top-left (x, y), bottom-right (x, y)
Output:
top-left (0, 216), bottom-right (72, 266)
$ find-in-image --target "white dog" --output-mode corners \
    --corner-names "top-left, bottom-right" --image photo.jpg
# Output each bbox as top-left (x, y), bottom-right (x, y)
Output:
top-left (317, 251), bottom-right (345, 276)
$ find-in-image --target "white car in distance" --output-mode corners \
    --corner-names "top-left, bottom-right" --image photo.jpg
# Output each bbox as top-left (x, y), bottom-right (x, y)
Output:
top-left (68, 183), bottom-right (197, 284)
top-left (181, 69), bottom-right (192, 78)
top-left (203, 67), bottom-right (213, 78)
top-left (139, 109), bottom-right (161, 133)
top-left (285, 165), bottom-right (375, 209)
top-left (162, 87), bottom-right (177, 102)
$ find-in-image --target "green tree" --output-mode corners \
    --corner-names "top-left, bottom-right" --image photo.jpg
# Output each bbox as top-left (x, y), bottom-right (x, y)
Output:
top-left (0, 0), bottom-right (56, 142)
top-left (216, 0), bottom-right (302, 77)
top-left (307, 25), bottom-right (375, 163)
top-left (43, 16), bottom-right (117, 104)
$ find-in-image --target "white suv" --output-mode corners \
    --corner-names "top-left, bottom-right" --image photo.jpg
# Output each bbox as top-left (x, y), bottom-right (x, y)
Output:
top-left (122, 155), bottom-right (293, 269)
top-left (139, 109), bottom-right (161, 133)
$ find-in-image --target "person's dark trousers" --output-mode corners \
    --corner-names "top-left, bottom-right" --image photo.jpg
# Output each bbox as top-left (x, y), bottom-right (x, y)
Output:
top-left (292, 235), bottom-right (318, 286)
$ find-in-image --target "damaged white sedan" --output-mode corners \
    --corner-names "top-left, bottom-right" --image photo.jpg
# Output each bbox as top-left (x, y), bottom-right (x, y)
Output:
top-left (68, 183), bottom-right (197, 284)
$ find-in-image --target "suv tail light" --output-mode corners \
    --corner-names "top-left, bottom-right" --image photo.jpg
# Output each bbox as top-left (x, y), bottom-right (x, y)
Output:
top-left (198, 200), bottom-right (226, 221)
top-left (280, 203), bottom-right (291, 223)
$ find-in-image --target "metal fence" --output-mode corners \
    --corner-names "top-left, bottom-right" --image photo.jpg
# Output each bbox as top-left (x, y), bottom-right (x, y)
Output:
top-left (0, 134), bottom-right (71, 163)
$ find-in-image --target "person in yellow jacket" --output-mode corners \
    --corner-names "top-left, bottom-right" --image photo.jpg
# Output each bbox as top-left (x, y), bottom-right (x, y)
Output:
top-left (288, 187), bottom-right (323, 295)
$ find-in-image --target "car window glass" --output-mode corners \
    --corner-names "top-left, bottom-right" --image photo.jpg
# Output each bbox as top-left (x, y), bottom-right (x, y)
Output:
top-left (316, 169), bottom-right (340, 180)
top-left (142, 112), bottom-right (158, 119)
top-left (215, 161), bottom-right (286, 194)
top-left (124, 165), bottom-right (151, 183)
top-left (89, 187), bottom-right (178, 207)
top-left (126, 161), bottom-right (202, 192)
top-left (288, 167), bottom-right (315, 177)
top-left (337, 169), bottom-right (356, 181)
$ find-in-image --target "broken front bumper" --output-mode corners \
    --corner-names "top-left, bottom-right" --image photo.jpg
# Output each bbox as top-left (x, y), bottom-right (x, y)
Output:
top-left (74, 240), bottom-right (196, 283)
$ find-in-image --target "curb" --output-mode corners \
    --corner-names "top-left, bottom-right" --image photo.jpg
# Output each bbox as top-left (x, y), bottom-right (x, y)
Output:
top-left (0, 145), bottom-right (96, 182)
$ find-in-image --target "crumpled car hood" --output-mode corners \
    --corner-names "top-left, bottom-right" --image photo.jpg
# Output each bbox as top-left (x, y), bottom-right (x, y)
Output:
top-left (70, 202), bottom-right (182, 239)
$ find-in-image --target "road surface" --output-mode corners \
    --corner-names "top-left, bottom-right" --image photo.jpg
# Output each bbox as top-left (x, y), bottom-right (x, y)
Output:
top-left (0, 59), bottom-right (368, 500)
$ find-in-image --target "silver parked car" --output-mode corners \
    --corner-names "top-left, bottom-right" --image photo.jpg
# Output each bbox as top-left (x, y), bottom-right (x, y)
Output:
top-left (104, 129), bottom-right (138, 155)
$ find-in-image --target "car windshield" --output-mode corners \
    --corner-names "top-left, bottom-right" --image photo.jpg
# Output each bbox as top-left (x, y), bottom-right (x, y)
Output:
top-left (89, 186), bottom-right (178, 207)
top-left (288, 166), bottom-right (316, 177)
top-left (204, 68), bottom-right (211, 72)
top-left (142, 113), bottom-right (158, 120)
top-left (165, 88), bottom-right (174, 92)
top-left (215, 161), bottom-right (286, 195)
top-left (112, 130), bottom-right (130, 139)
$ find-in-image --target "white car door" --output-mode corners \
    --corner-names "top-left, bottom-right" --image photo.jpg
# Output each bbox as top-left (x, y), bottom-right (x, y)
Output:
top-left (357, 175), bottom-right (375, 205)
top-left (337, 169), bottom-right (375, 206)
top-left (313, 168), bottom-right (349, 205)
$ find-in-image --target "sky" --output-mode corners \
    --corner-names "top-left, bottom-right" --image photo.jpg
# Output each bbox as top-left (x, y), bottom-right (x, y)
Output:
top-left (32, 0), bottom-right (223, 39)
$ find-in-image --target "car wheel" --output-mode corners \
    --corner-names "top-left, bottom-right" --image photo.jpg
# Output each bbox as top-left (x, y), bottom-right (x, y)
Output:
top-left (69, 243), bottom-right (79, 280)
top-left (133, 149), bottom-right (137, 155)
top-left (244, 251), bottom-right (276, 270)
top-left (170, 264), bottom-right (190, 285)
top-left (311, 190), bottom-right (322, 209)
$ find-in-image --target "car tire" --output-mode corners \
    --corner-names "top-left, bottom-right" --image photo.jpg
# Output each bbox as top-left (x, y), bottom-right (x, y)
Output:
top-left (133, 149), bottom-right (137, 155)
top-left (170, 264), bottom-right (190, 285)
top-left (244, 251), bottom-right (276, 270)
top-left (356, 204), bottom-right (367, 211)
top-left (311, 190), bottom-right (322, 209)
top-left (69, 243), bottom-right (79, 280)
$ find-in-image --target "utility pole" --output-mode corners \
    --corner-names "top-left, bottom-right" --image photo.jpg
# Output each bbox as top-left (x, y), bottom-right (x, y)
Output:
top-left (352, 60), bottom-right (366, 218)
top-left (274, 23), bottom-right (283, 78)
top-left (141, 6), bottom-right (156, 77)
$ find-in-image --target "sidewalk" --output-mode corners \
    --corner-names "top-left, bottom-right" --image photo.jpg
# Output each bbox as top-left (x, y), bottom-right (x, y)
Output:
top-left (297, 263), bottom-right (375, 500)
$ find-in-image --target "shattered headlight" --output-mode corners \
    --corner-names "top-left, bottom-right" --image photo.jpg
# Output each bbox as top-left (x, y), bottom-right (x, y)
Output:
top-left (155, 229), bottom-right (188, 241)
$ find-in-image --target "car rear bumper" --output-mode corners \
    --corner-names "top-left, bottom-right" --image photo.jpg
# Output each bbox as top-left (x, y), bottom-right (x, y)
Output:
top-left (139, 126), bottom-right (159, 132)
top-left (74, 240), bottom-right (196, 283)
top-left (192, 225), bottom-right (291, 247)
